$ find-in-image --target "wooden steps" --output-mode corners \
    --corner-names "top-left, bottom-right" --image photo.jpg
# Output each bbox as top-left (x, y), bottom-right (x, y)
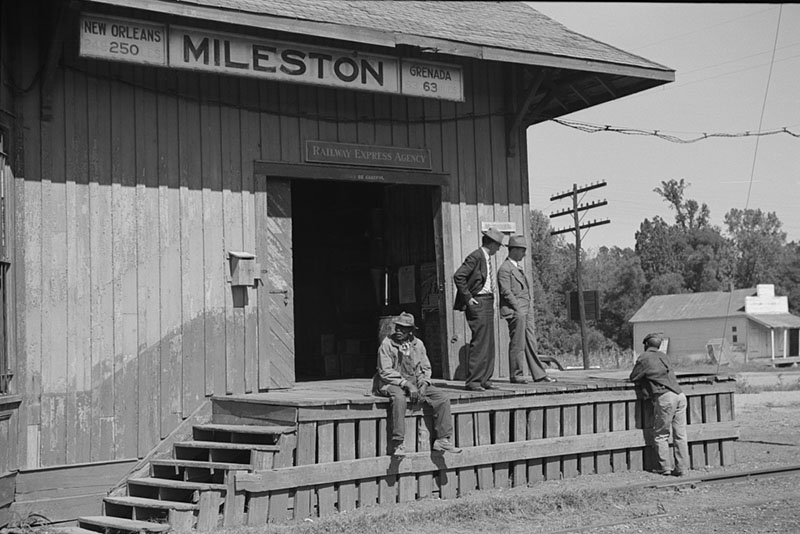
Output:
top-left (74, 422), bottom-right (297, 532)
top-left (77, 516), bottom-right (170, 533)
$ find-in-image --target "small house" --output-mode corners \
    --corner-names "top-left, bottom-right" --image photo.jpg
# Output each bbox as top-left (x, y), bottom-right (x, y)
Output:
top-left (630, 284), bottom-right (800, 362)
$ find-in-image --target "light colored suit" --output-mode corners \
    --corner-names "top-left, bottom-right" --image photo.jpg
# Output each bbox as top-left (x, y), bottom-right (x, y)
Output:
top-left (497, 258), bottom-right (547, 381)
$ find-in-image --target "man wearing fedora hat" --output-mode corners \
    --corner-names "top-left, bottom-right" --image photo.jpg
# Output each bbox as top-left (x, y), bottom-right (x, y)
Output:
top-left (453, 227), bottom-right (505, 391)
top-left (372, 312), bottom-right (462, 457)
top-left (497, 235), bottom-right (556, 384)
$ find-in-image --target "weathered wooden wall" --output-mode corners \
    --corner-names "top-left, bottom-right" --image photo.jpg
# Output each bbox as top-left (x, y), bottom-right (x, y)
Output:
top-left (8, 9), bottom-right (532, 472)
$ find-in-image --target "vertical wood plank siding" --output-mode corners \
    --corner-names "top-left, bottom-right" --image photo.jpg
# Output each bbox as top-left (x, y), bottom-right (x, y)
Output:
top-left (230, 381), bottom-right (738, 523)
top-left (14, 52), bottom-right (526, 468)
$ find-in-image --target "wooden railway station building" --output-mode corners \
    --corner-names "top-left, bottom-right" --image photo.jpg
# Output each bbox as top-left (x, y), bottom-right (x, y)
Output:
top-left (0, 0), bottom-right (738, 529)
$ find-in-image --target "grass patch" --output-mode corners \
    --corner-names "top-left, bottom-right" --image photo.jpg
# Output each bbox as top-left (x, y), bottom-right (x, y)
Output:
top-left (214, 486), bottom-right (648, 534)
top-left (735, 378), bottom-right (800, 394)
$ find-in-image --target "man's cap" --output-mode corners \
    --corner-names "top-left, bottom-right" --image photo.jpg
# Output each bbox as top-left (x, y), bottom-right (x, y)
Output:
top-left (482, 227), bottom-right (505, 245)
top-left (393, 312), bottom-right (416, 328)
top-left (643, 333), bottom-right (664, 347)
top-left (507, 235), bottom-right (527, 249)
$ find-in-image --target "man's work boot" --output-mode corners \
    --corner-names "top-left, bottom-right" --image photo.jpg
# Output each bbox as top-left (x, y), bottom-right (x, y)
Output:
top-left (433, 438), bottom-right (462, 453)
top-left (392, 440), bottom-right (407, 458)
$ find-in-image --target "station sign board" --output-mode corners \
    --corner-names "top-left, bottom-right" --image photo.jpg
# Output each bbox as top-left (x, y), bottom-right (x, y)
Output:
top-left (79, 14), bottom-right (464, 101)
top-left (305, 141), bottom-right (432, 170)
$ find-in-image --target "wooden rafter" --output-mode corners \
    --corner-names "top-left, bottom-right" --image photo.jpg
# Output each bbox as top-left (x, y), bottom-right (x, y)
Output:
top-left (594, 75), bottom-right (617, 98)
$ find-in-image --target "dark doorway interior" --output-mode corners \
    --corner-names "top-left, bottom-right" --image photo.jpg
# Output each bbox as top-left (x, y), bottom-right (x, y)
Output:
top-left (292, 179), bottom-right (442, 381)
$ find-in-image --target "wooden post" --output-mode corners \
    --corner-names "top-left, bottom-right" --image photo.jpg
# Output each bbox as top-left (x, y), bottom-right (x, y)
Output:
top-left (573, 184), bottom-right (590, 369)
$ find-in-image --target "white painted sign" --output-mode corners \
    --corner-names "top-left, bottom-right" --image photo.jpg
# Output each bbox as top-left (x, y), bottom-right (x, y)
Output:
top-left (79, 14), bottom-right (464, 101)
top-left (481, 221), bottom-right (517, 234)
top-left (170, 26), bottom-right (400, 93)
top-left (746, 295), bottom-right (788, 314)
top-left (79, 14), bottom-right (167, 66)
top-left (401, 59), bottom-right (464, 101)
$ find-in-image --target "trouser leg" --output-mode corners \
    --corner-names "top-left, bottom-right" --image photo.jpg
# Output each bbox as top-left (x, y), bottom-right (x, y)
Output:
top-left (385, 385), bottom-right (407, 442)
top-left (506, 313), bottom-right (526, 379)
top-left (422, 386), bottom-right (453, 440)
top-left (465, 298), bottom-right (495, 386)
top-left (523, 308), bottom-right (547, 380)
top-left (653, 393), bottom-right (677, 472)
top-left (672, 393), bottom-right (689, 473)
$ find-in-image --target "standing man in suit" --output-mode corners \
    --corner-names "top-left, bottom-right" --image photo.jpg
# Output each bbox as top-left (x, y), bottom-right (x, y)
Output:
top-left (497, 235), bottom-right (556, 383)
top-left (453, 227), bottom-right (504, 391)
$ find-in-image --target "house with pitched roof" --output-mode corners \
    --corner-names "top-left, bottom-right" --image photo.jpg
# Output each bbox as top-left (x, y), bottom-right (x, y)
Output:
top-left (630, 284), bottom-right (800, 362)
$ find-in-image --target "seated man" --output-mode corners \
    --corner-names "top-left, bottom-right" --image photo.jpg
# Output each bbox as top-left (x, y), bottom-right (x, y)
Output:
top-left (372, 312), bottom-right (462, 457)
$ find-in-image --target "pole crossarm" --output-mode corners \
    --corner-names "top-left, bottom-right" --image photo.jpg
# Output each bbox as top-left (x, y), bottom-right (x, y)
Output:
top-left (549, 180), bottom-right (607, 201)
top-left (550, 218), bottom-right (610, 235)
top-left (549, 200), bottom-right (608, 218)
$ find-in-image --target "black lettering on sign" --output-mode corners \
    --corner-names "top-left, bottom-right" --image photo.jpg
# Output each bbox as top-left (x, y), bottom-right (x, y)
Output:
top-left (280, 49), bottom-right (307, 75)
top-left (252, 45), bottom-right (276, 72)
top-left (308, 52), bottom-right (332, 79)
top-left (361, 59), bottom-right (383, 86)
top-left (184, 35), bottom-right (210, 64)
top-left (84, 20), bottom-right (106, 35)
top-left (334, 57), bottom-right (358, 82)
top-left (224, 40), bottom-right (248, 69)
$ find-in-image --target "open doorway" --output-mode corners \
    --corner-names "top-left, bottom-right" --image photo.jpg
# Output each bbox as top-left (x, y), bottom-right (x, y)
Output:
top-left (291, 179), bottom-right (442, 381)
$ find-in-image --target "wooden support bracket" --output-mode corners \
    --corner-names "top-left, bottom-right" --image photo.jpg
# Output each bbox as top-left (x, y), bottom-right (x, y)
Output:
top-left (40, 1), bottom-right (71, 121)
top-left (506, 69), bottom-right (547, 157)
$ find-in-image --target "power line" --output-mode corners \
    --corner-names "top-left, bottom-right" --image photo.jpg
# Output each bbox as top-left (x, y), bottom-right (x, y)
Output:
top-left (746, 5), bottom-right (783, 209)
top-left (551, 119), bottom-right (800, 144)
top-left (717, 5), bottom-right (783, 375)
top-left (629, 6), bottom-right (778, 52)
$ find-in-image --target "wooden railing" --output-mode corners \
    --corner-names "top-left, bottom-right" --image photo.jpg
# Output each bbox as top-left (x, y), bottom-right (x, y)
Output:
top-left (224, 379), bottom-right (738, 524)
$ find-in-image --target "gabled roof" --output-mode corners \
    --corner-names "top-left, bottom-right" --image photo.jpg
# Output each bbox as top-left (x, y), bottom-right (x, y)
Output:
top-left (629, 289), bottom-right (756, 323)
top-left (84, 0), bottom-right (675, 124)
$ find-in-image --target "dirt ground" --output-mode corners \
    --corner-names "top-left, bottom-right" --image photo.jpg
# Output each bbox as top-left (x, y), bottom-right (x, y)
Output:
top-left (316, 389), bottom-right (800, 534)
top-left (492, 389), bottom-right (800, 533)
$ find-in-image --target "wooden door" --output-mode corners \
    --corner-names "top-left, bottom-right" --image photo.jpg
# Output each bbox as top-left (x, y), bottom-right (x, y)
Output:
top-left (257, 177), bottom-right (295, 389)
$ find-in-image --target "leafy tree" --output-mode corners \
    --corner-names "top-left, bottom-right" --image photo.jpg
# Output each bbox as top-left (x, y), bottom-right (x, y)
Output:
top-left (584, 246), bottom-right (647, 348)
top-left (777, 241), bottom-right (800, 313)
top-left (635, 216), bottom-right (687, 285)
top-left (528, 210), bottom-right (574, 354)
top-left (637, 179), bottom-right (733, 294)
top-left (682, 227), bottom-right (735, 292)
top-left (724, 208), bottom-right (786, 288)
top-left (653, 178), bottom-right (710, 230)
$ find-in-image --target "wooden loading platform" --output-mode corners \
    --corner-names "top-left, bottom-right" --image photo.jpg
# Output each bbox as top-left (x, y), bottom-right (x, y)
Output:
top-left (71, 371), bottom-right (737, 532)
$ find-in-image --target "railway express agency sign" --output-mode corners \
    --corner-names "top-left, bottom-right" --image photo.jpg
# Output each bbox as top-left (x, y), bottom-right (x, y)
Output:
top-left (79, 14), bottom-right (464, 102)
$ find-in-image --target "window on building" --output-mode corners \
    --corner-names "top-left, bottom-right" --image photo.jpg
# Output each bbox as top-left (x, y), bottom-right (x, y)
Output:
top-left (732, 335), bottom-right (738, 343)
top-left (732, 326), bottom-right (737, 332)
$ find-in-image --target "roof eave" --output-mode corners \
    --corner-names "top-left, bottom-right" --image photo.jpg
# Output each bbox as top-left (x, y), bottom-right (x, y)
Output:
top-left (81, 0), bottom-right (675, 83)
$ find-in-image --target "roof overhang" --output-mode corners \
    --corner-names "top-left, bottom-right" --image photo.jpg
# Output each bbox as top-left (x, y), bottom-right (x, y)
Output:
top-left (748, 313), bottom-right (800, 329)
top-left (78, 0), bottom-right (675, 125)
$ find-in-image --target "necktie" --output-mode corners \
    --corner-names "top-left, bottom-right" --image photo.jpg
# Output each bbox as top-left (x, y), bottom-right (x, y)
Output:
top-left (487, 257), bottom-right (494, 293)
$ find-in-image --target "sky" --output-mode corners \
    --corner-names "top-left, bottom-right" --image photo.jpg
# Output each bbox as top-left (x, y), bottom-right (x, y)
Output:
top-left (526, 3), bottom-right (800, 252)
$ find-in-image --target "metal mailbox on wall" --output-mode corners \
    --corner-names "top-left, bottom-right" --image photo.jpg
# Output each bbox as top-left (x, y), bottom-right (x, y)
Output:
top-left (228, 251), bottom-right (260, 287)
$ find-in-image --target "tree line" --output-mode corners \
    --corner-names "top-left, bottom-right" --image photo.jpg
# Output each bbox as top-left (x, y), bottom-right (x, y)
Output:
top-left (530, 178), bottom-right (800, 356)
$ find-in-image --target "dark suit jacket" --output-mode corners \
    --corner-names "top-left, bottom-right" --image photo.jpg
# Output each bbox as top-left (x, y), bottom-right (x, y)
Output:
top-left (453, 248), bottom-right (488, 311)
top-left (497, 259), bottom-right (531, 319)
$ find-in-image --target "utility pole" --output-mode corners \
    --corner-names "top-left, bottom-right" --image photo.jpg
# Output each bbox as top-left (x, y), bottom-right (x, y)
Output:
top-left (550, 181), bottom-right (609, 370)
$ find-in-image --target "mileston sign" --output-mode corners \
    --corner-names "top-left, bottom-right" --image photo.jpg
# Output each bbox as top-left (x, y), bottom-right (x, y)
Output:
top-left (79, 14), bottom-right (464, 101)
